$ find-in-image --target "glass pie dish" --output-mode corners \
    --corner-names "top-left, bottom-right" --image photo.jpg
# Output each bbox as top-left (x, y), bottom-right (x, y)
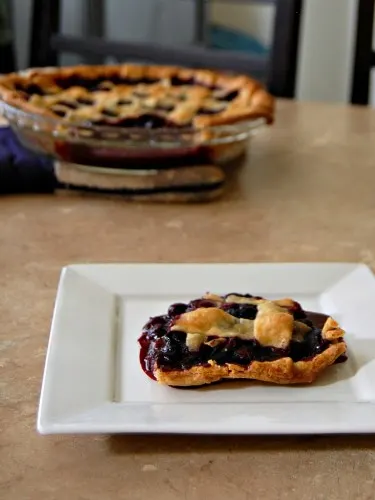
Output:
top-left (0, 99), bottom-right (266, 172)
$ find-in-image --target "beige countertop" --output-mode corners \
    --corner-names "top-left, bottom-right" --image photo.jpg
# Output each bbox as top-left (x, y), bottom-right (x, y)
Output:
top-left (2, 100), bottom-right (375, 499)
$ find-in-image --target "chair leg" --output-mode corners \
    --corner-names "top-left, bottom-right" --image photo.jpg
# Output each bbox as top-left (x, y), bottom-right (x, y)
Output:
top-left (268, 0), bottom-right (303, 98)
top-left (0, 0), bottom-right (16, 72)
top-left (29, 0), bottom-right (61, 67)
top-left (194, 0), bottom-right (209, 47)
top-left (351, 0), bottom-right (375, 105)
top-left (0, 43), bottom-right (16, 73)
top-left (82, 0), bottom-right (106, 64)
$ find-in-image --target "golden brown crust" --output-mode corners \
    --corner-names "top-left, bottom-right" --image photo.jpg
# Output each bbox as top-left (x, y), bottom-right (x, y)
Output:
top-left (0, 64), bottom-right (275, 129)
top-left (154, 341), bottom-right (347, 386)
top-left (172, 307), bottom-right (238, 336)
top-left (322, 317), bottom-right (345, 340)
top-left (253, 308), bottom-right (294, 349)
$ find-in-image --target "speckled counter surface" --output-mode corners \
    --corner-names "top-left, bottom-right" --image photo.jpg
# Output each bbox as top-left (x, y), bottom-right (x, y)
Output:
top-left (1, 101), bottom-right (375, 500)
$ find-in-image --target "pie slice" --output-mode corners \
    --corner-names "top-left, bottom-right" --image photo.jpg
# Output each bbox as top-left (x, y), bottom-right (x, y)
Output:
top-left (138, 293), bottom-right (347, 386)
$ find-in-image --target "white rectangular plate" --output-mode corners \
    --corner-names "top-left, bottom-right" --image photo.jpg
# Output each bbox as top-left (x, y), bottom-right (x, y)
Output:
top-left (38, 263), bottom-right (375, 435)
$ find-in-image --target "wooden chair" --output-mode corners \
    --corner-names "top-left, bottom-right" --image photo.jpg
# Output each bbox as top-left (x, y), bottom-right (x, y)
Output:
top-left (29, 0), bottom-right (303, 98)
top-left (0, 0), bottom-right (16, 73)
top-left (351, 0), bottom-right (375, 105)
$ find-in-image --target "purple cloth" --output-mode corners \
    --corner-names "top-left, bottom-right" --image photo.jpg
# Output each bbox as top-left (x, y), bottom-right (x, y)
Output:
top-left (0, 127), bottom-right (56, 194)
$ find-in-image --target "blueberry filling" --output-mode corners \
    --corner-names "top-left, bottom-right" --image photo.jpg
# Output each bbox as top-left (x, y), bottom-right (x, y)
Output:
top-left (76, 96), bottom-right (95, 105)
top-left (221, 303), bottom-right (257, 320)
top-left (218, 90), bottom-right (239, 102)
top-left (138, 295), bottom-right (342, 380)
top-left (187, 299), bottom-right (217, 310)
top-left (197, 107), bottom-right (222, 116)
top-left (24, 83), bottom-right (46, 96)
top-left (91, 114), bottom-right (175, 129)
top-left (170, 76), bottom-right (195, 87)
top-left (155, 104), bottom-right (175, 112)
top-left (55, 76), bottom-right (104, 91)
top-left (101, 108), bottom-right (118, 118)
top-left (168, 303), bottom-right (188, 317)
top-left (142, 315), bottom-right (169, 338)
top-left (51, 107), bottom-right (66, 117)
top-left (117, 98), bottom-right (133, 106)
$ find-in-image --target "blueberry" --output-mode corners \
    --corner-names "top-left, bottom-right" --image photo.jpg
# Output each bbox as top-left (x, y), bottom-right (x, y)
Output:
top-left (217, 90), bottom-right (238, 102)
top-left (223, 304), bottom-right (257, 320)
top-left (167, 303), bottom-right (188, 317)
top-left (143, 315), bottom-right (168, 336)
top-left (188, 299), bottom-right (216, 310)
top-left (233, 346), bottom-right (251, 364)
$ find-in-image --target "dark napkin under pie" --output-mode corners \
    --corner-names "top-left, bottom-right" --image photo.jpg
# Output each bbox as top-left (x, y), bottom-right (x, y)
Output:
top-left (0, 126), bottom-right (56, 194)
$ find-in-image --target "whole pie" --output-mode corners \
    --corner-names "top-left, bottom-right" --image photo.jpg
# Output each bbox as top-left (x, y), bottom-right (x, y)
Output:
top-left (0, 64), bottom-right (274, 130)
top-left (138, 293), bottom-right (347, 386)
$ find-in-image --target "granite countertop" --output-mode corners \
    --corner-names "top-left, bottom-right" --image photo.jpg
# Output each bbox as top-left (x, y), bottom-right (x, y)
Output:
top-left (1, 100), bottom-right (375, 500)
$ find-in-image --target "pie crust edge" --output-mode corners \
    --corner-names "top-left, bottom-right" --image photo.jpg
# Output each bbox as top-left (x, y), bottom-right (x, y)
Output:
top-left (154, 340), bottom-right (347, 386)
top-left (0, 64), bottom-right (275, 128)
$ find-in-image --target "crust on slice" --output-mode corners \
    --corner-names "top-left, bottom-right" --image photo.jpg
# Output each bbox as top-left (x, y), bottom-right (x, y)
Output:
top-left (154, 340), bottom-right (347, 386)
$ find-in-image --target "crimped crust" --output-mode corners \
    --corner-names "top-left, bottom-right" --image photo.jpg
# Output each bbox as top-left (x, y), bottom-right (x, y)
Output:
top-left (0, 64), bottom-right (274, 129)
top-left (155, 341), bottom-right (347, 386)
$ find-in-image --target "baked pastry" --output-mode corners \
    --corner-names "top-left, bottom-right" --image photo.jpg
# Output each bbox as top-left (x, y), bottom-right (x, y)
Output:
top-left (138, 293), bottom-right (347, 386)
top-left (0, 64), bottom-right (274, 129)
top-left (0, 65), bottom-right (274, 168)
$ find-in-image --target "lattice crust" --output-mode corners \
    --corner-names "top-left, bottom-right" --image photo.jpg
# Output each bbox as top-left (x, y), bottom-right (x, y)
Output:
top-left (0, 64), bottom-right (274, 129)
top-left (138, 293), bottom-right (347, 386)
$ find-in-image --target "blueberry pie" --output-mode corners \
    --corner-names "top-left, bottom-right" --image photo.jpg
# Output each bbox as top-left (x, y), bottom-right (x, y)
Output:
top-left (138, 293), bottom-right (347, 386)
top-left (0, 64), bottom-right (274, 129)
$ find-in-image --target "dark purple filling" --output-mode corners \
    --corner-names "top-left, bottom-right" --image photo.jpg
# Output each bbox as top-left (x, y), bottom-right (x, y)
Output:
top-left (91, 114), bottom-right (177, 129)
top-left (168, 303), bottom-right (189, 317)
top-left (117, 98), bottom-right (133, 106)
top-left (76, 96), bottom-right (95, 105)
top-left (197, 107), bottom-right (222, 116)
top-left (51, 107), bottom-right (67, 117)
top-left (221, 303), bottom-right (257, 319)
top-left (170, 76), bottom-right (196, 87)
top-left (154, 103), bottom-right (175, 112)
top-left (101, 108), bottom-right (119, 118)
top-left (217, 90), bottom-right (239, 102)
top-left (54, 141), bottom-right (212, 169)
top-left (187, 299), bottom-right (217, 311)
top-left (138, 295), bottom-right (343, 380)
top-left (15, 83), bottom-right (46, 96)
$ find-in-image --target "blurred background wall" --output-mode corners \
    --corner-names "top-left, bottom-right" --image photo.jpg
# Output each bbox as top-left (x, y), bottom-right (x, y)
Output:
top-left (11, 0), bottom-right (361, 104)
